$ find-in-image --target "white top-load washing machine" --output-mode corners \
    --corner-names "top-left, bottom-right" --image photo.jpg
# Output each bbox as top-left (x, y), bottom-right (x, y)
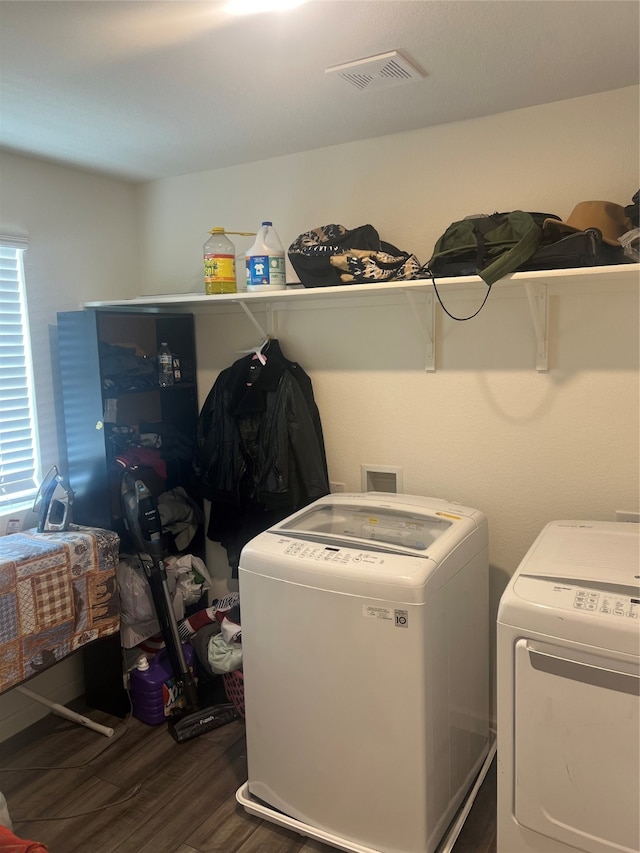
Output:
top-left (236, 493), bottom-right (491, 853)
top-left (497, 520), bottom-right (640, 853)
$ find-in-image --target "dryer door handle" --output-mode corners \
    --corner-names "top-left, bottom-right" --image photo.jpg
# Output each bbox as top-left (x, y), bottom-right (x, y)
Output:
top-left (527, 645), bottom-right (640, 697)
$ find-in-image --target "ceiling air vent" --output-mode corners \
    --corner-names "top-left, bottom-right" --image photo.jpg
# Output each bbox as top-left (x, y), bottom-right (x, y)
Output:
top-left (325, 50), bottom-right (425, 92)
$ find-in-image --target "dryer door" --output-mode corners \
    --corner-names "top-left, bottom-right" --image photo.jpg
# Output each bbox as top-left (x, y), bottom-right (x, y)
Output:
top-left (513, 639), bottom-right (639, 853)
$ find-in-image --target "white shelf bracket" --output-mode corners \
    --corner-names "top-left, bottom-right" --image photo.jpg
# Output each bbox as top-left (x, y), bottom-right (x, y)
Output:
top-left (237, 300), bottom-right (268, 340)
top-left (524, 281), bottom-right (548, 372)
top-left (236, 299), bottom-right (280, 340)
top-left (405, 290), bottom-right (435, 371)
top-left (265, 301), bottom-right (279, 338)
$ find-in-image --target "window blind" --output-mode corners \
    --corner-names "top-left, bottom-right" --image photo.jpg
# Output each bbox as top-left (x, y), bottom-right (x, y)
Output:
top-left (0, 236), bottom-right (39, 506)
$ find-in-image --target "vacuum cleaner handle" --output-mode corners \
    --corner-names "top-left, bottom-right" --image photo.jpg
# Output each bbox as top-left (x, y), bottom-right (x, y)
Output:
top-left (134, 479), bottom-right (164, 560)
top-left (151, 562), bottom-right (199, 709)
top-left (121, 471), bottom-right (199, 710)
top-left (121, 469), bottom-right (234, 743)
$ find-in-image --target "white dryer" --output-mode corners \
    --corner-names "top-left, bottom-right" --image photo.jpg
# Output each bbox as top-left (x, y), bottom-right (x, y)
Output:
top-left (236, 493), bottom-right (491, 853)
top-left (497, 520), bottom-right (640, 853)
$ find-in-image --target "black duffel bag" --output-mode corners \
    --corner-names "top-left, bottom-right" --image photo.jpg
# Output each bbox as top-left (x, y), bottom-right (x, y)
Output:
top-left (288, 223), bottom-right (420, 288)
top-left (517, 229), bottom-right (631, 272)
top-left (517, 201), bottom-right (634, 271)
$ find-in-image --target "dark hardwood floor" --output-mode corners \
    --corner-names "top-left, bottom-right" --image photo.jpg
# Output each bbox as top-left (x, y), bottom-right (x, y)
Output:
top-left (0, 699), bottom-right (496, 853)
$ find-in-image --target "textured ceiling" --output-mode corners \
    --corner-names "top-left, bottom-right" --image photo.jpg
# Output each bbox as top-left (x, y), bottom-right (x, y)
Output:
top-left (0, 0), bottom-right (638, 182)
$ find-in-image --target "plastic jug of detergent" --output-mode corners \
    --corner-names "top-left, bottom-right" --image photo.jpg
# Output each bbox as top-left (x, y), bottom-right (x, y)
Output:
top-left (203, 228), bottom-right (237, 294)
top-left (129, 644), bottom-right (196, 725)
top-left (246, 221), bottom-right (286, 291)
top-left (203, 228), bottom-right (256, 294)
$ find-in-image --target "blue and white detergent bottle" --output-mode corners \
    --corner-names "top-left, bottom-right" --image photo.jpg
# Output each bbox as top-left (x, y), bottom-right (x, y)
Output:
top-left (245, 221), bottom-right (286, 291)
top-left (129, 644), bottom-right (196, 725)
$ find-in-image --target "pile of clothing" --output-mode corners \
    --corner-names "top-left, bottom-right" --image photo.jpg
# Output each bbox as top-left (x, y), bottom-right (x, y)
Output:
top-left (117, 547), bottom-right (210, 649)
top-left (178, 592), bottom-right (243, 678)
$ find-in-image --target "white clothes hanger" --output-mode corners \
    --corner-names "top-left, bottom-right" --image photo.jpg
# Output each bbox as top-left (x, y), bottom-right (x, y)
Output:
top-left (237, 336), bottom-right (270, 365)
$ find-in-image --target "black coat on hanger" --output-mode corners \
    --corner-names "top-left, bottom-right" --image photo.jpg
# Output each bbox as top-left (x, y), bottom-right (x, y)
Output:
top-left (194, 339), bottom-right (330, 574)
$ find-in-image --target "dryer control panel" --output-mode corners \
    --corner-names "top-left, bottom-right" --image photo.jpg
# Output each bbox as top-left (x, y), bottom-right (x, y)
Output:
top-left (515, 575), bottom-right (640, 620)
top-left (572, 588), bottom-right (639, 617)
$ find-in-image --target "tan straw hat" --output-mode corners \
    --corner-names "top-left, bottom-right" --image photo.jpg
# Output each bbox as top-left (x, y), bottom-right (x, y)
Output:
top-left (543, 201), bottom-right (633, 246)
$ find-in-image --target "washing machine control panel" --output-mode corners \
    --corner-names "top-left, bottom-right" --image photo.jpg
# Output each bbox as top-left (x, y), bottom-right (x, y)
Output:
top-left (515, 576), bottom-right (640, 619)
top-left (281, 540), bottom-right (387, 565)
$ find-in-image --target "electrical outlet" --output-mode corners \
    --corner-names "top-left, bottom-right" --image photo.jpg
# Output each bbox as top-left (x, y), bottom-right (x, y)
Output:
top-left (615, 510), bottom-right (640, 523)
top-left (330, 482), bottom-right (346, 493)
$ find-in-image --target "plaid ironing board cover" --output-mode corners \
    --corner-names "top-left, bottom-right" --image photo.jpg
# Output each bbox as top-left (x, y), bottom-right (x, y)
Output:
top-left (0, 526), bottom-right (120, 694)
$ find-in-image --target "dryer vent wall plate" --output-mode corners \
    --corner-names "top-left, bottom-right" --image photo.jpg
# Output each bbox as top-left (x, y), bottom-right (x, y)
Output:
top-left (361, 465), bottom-right (403, 494)
top-left (325, 51), bottom-right (426, 92)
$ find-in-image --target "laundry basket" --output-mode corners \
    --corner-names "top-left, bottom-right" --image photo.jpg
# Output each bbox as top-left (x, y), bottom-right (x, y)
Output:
top-left (223, 669), bottom-right (245, 719)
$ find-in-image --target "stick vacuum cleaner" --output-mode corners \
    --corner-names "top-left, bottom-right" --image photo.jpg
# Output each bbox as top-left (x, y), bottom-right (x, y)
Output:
top-left (120, 470), bottom-right (237, 743)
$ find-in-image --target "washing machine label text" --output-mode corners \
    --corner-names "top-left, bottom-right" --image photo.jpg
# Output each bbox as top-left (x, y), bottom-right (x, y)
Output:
top-left (363, 605), bottom-right (393, 621)
top-left (362, 606), bottom-right (409, 627)
top-left (395, 609), bottom-right (409, 627)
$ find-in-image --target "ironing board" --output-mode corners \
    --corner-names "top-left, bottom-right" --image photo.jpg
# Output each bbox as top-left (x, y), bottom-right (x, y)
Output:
top-left (0, 526), bottom-right (120, 736)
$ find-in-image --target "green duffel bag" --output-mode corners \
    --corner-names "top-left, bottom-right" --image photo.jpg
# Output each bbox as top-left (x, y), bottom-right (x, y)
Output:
top-left (425, 211), bottom-right (548, 286)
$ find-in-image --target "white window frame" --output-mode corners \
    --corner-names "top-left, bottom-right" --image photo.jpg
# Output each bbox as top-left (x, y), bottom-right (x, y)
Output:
top-left (0, 235), bottom-right (40, 510)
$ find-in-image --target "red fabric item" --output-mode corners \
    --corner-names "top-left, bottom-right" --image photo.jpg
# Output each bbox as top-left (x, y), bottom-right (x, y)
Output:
top-left (0, 825), bottom-right (49, 853)
top-left (187, 608), bottom-right (215, 632)
top-left (115, 448), bottom-right (167, 480)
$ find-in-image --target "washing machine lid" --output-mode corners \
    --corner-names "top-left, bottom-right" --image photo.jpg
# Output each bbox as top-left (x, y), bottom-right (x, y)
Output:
top-left (239, 493), bottom-right (487, 600)
top-left (274, 492), bottom-right (484, 554)
top-left (279, 496), bottom-right (447, 552)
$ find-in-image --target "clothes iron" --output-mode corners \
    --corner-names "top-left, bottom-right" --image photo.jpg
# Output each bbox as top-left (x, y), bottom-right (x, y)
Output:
top-left (33, 465), bottom-right (74, 532)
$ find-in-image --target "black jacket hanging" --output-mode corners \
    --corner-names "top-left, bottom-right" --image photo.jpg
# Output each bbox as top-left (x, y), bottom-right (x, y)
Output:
top-left (194, 340), bottom-right (330, 573)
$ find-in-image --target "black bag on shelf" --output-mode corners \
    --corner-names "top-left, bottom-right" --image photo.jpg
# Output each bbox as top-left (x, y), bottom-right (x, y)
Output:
top-left (288, 223), bottom-right (420, 288)
top-left (288, 224), bottom-right (380, 288)
top-left (517, 229), bottom-right (631, 272)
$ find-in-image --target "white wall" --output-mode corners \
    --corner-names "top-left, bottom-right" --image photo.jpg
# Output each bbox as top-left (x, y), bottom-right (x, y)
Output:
top-left (0, 86), bottom-right (637, 737)
top-left (136, 86), bottom-right (640, 716)
top-left (136, 87), bottom-right (638, 295)
top-left (0, 151), bottom-right (139, 739)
